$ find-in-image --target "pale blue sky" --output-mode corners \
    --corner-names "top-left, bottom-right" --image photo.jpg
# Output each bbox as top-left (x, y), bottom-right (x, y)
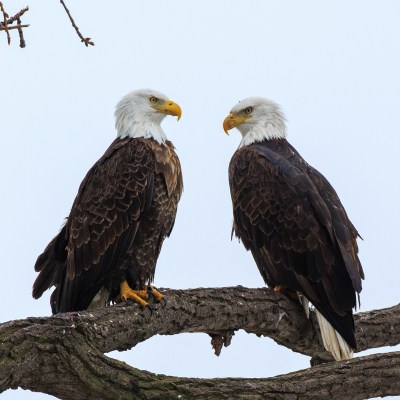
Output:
top-left (1, 1), bottom-right (400, 398)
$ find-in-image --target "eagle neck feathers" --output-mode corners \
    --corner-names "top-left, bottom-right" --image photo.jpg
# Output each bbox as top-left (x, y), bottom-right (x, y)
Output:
top-left (239, 109), bottom-right (287, 148)
top-left (116, 120), bottom-right (167, 144)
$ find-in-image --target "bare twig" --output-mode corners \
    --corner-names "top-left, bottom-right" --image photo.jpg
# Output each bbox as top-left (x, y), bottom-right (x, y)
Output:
top-left (0, 4), bottom-right (28, 47)
top-left (0, 2), bottom-right (10, 45)
top-left (59, 0), bottom-right (94, 47)
top-left (0, 24), bottom-right (29, 32)
top-left (16, 18), bottom-right (25, 48)
top-left (4, 5), bottom-right (28, 24)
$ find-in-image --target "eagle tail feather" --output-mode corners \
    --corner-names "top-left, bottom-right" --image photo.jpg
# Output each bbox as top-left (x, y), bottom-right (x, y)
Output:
top-left (316, 310), bottom-right (353, 361)
top-left (32, 226), bottom-right (67, 299)
top-left (297, 292), bottom-right (310, 319)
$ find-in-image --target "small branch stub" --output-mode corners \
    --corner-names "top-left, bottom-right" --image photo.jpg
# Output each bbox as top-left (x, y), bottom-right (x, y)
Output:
top-left (209, 330), bottom-right (235, 356)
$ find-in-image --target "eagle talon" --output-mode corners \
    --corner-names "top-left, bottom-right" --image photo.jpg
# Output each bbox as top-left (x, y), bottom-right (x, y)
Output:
top-left (160, 296), bottom-right (167, 308)
top-left (146, 285), bottom-right (165, 304)
top-left (274, 285), bottom-right (298, 301)
top-left (119, 280), bottom-right (150, 308)
top-left (274, 285), bottom-right (286, 294)
top-left (146, 303), bottom-right (154, 314)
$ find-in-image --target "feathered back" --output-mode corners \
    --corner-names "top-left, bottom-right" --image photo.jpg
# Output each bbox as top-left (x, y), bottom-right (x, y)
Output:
top-left (33, 138), bottom-right (183, 313)
top-left (229, 138), bottom-right (363, 349)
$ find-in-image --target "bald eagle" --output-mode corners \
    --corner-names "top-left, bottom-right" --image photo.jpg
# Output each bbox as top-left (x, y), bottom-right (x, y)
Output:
top-left (224, 97), bottom-right (364, 361)
top-left (33, 89), bottom-right (183, 314)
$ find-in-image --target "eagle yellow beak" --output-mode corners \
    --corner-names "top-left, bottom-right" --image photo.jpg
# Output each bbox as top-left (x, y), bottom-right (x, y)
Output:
top-left (223, 113), bottom-right (251, 135)
top-left (153, 100), bottom-right (182, 120)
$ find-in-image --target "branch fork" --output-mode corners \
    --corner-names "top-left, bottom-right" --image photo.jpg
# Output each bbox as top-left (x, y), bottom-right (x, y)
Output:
top-left (1, 286), bottom-right (399, 399)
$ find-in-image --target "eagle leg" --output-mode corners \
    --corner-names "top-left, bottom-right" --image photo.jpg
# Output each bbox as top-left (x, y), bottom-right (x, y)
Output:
top-left (147, 285), bottom-right (167, 307)
top-left (273, 285), bottom-right (298, 301)
top-left (118, 280), bottom-right (150, 308)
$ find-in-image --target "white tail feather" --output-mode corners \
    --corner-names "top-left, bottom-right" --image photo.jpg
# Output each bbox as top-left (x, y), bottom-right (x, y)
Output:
top-left (315, 310), bottom-right (353, 361)
top-left (297, 292), bottom-right (310, 319)
top-left (87, 287), bottom-right (109, 310)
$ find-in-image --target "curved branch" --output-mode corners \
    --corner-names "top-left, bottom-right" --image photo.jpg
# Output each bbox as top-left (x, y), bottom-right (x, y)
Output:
top-left (1, 331), bottom-right (400, 399)
top-left (1, 287), bottom-right (399, 399)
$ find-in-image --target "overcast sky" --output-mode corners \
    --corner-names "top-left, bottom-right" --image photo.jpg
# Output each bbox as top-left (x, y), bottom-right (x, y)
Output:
top-left (1, 1), bottom-right (400, 398)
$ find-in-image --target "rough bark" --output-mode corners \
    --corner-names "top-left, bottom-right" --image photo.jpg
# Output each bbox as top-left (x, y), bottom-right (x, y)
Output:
top-left (1, 286), bottom-right (399, 399)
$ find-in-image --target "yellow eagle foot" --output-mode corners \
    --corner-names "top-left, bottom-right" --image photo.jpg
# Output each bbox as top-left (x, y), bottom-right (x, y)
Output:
top-left (273, 285), bottom-right (286, 294)
top-left (118, 281), bottom-right (152, 311)
top-left (147, 285), bottom-right (167, 307)
top-left (273, 285), bottom-right (298, 301)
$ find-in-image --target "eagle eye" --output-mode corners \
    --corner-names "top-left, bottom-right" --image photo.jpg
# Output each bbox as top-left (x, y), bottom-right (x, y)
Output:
top-left (244, 107), bottom-right (253, 115)
top-left (149, 96), bottom-right (158, 103)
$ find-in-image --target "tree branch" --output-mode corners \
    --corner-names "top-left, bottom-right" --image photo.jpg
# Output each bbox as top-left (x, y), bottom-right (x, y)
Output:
top-left (16, 17), bottom-right (26, 48)
top-left (0, 24), bottom-right (29, 32)
top-left (1, 287), bottom-right (399, 399)
top-left (0, 3), bottom-right (28, 47)
top-left (3, 5), bottom-right (28, 24)
top-left (0, 2), bottom-right (11, 45)
top-left (59, 0), bottom-right (94, 47)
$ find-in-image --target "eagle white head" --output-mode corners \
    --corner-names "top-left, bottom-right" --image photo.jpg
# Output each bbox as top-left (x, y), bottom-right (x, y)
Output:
top-left (223, 96), bottom-right (287, 147)
top-left (115, 88), bottom-right (182, 144)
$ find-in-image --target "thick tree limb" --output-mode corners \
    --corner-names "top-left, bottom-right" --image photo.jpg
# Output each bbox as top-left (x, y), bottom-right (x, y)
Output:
top-left (1, 286), bottom-right (399, 399)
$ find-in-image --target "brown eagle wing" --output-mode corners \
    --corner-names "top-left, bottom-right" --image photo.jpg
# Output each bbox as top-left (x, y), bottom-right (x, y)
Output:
top-left (34, 138), bottom-right (156, 313)
top-left (306, 163), bottom-right (365, 289)
top-left (229, 144), bottom-right (363, 348)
